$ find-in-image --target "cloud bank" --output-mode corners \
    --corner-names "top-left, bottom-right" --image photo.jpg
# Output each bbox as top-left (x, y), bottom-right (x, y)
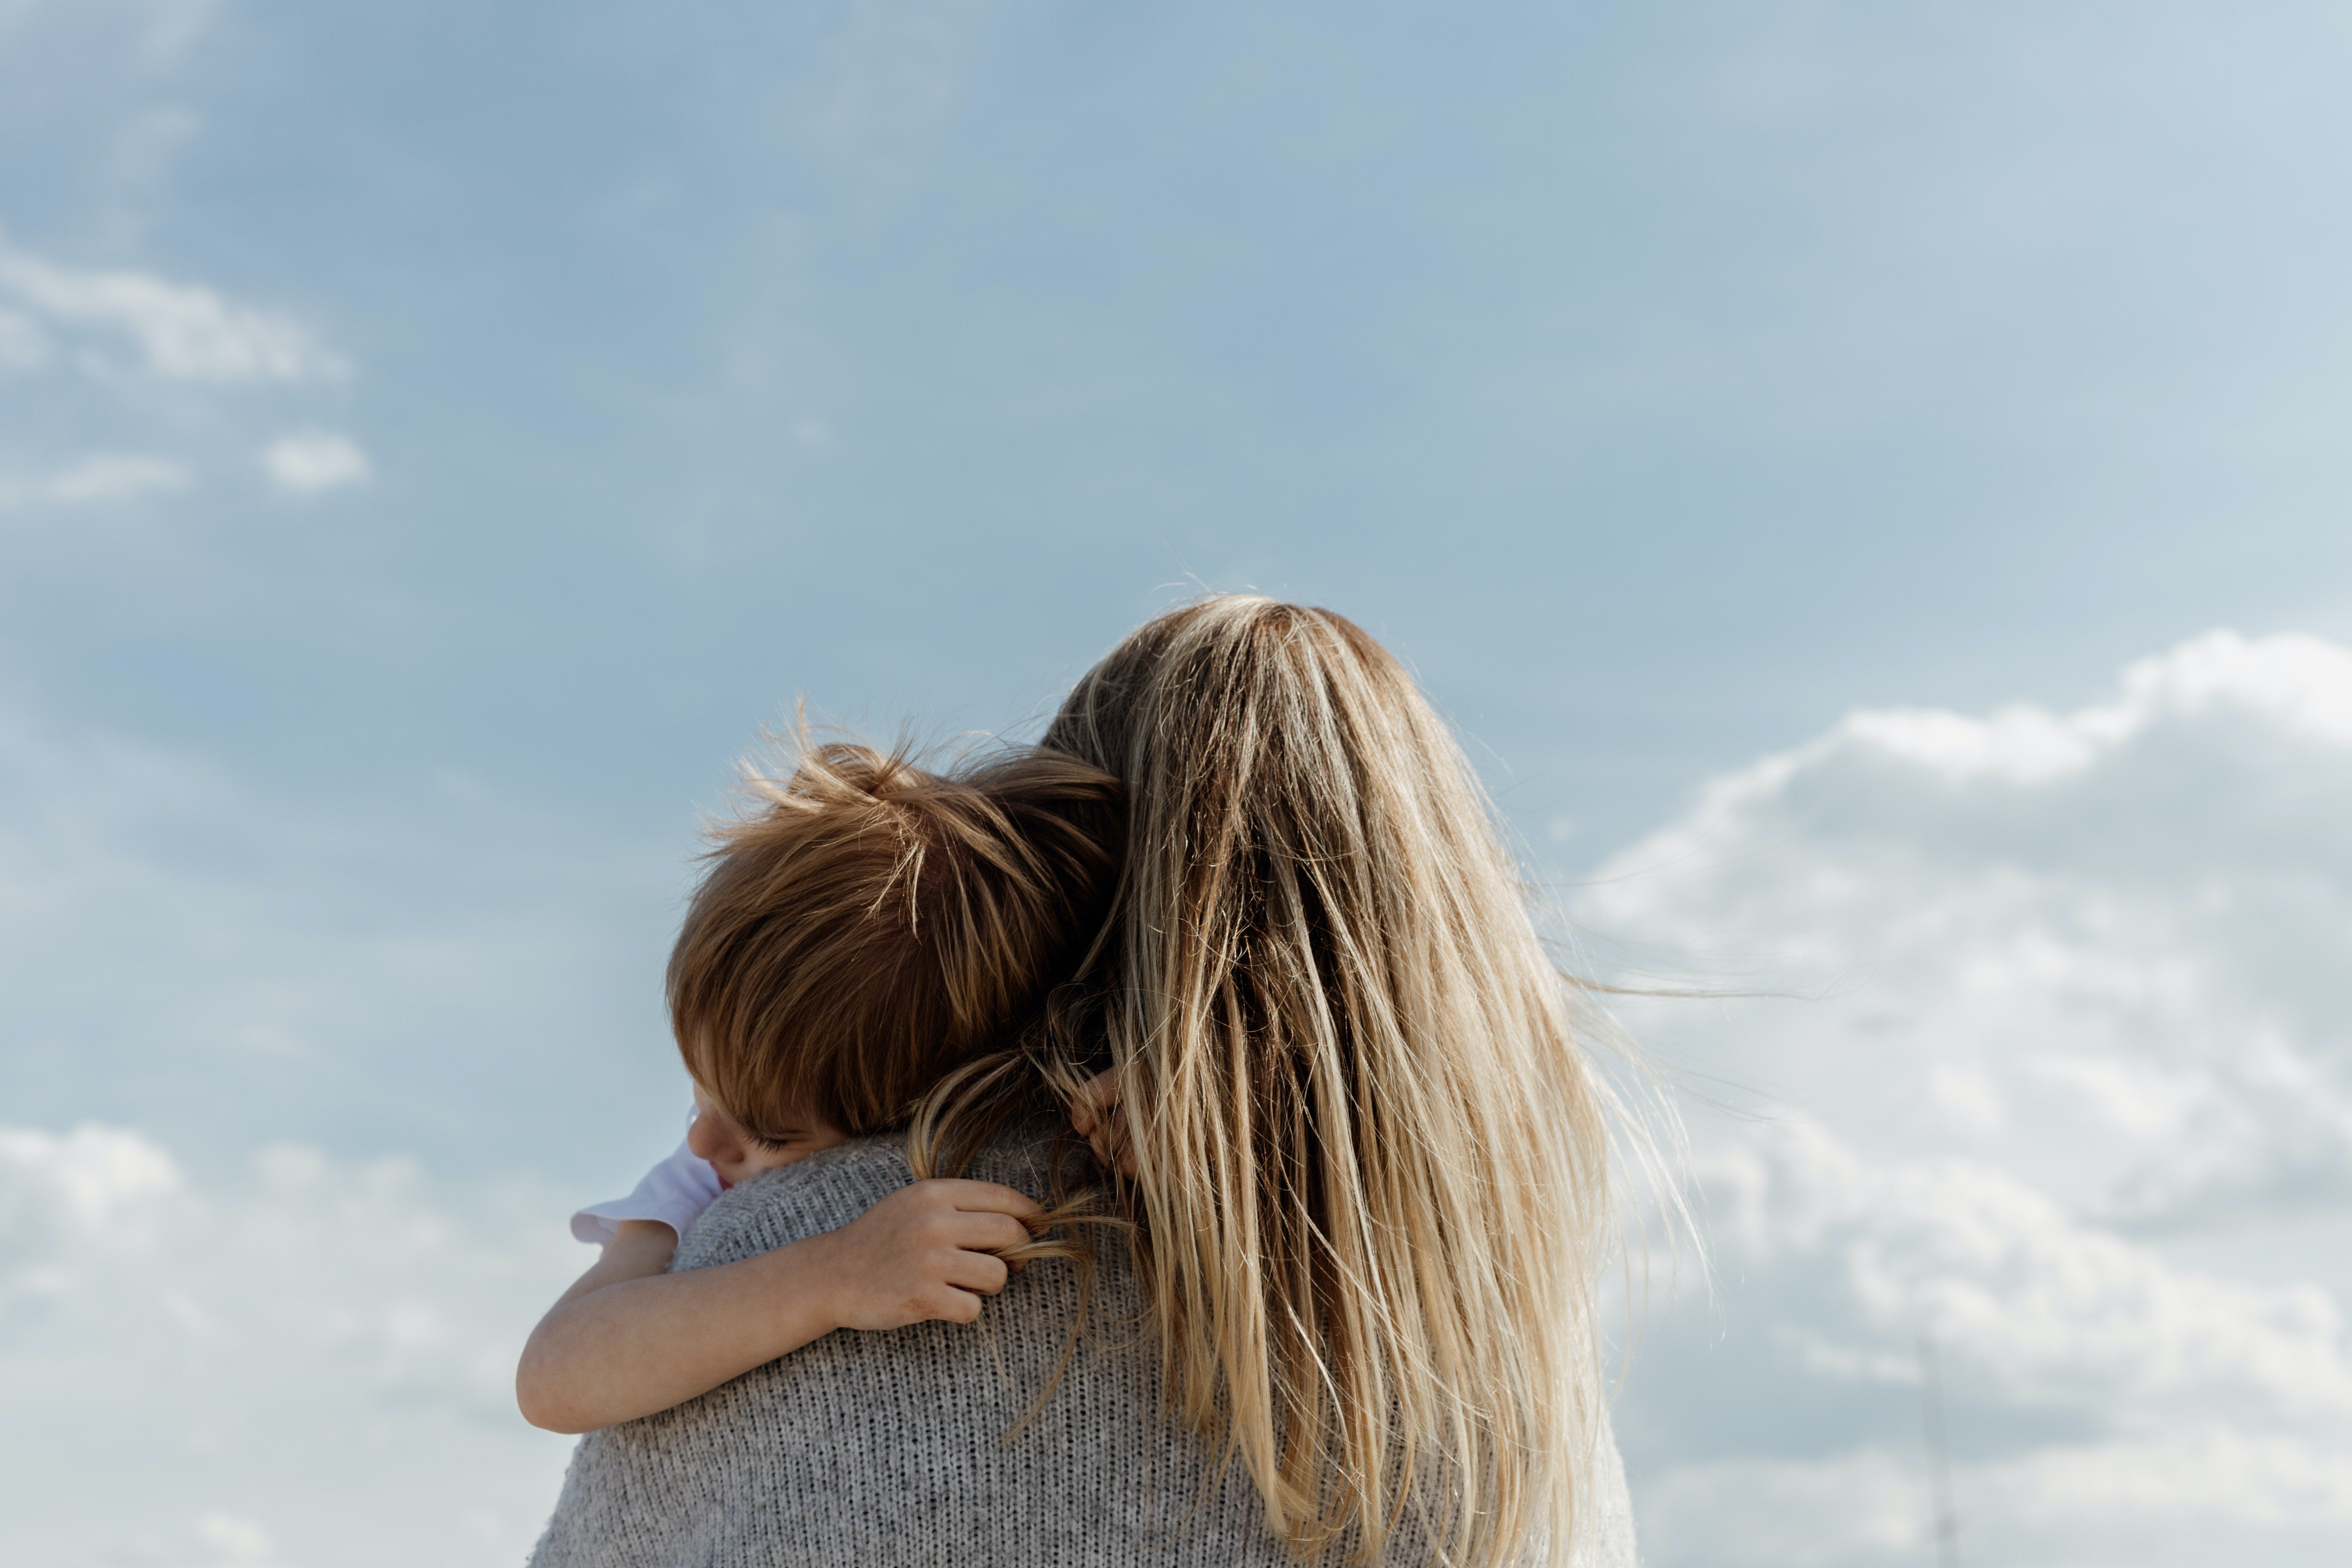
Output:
top-left (1589, 631), bottom-right (2352, 1568)
top-left (0, 1120), bottom-right (578, 1568)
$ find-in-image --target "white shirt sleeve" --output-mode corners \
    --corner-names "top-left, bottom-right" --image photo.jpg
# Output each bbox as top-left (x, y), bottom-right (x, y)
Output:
top-left (570, 1109), bottom-right (725, 1246)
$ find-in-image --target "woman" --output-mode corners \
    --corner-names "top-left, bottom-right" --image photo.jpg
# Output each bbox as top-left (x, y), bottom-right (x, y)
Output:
top-left (530, 598), bottom-right (1634, 1567)
top-left (935, 596), bottom-right (1632, 1566)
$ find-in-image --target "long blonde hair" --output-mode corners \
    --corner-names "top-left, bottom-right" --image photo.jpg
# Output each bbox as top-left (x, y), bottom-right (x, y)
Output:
top-left (922, 597), bottom-right (1616, 1565)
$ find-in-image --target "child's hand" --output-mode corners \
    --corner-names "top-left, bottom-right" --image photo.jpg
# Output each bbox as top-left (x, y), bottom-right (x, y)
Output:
top-left (1069, 1069), bottom-right (1138, 1177)
top-left (817, 1179), bottom-right (1043, 1331)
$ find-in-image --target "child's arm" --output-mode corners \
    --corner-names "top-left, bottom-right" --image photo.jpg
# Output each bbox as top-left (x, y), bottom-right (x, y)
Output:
top-left (515, 1178), bottom-right (1041, 1435)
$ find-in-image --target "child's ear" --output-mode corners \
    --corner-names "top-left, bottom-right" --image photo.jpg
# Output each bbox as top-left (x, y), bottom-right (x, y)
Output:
top-left (1069, 1069), bottom-right (1136, 1177)
top-left (1067, 1069), bottom-right (1117, 1126)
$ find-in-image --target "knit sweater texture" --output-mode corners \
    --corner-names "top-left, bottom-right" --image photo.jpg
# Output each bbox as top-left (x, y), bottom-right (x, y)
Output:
top-left (529, 1133), bottom-right (1638, 1568)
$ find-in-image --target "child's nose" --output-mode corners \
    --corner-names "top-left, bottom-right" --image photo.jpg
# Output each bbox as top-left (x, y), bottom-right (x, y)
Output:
top-left (686, 1116), bottom-right (732, 1163)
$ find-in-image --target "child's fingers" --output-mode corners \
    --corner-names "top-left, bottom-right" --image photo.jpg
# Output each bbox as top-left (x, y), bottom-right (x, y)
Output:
top-left (929, 1285), bottom-right (985, 1324)
top-left (946, 1210), bottom-right (1035, 1255)
top-left (941, 1249), bottom-right (1011, 1297)
top-left (919, 1179), bottom-right (1046, 1223)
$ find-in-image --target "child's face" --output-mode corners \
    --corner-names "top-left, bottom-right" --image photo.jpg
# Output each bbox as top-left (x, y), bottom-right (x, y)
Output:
top-left (687, 1084), bottom-right (847, 1189)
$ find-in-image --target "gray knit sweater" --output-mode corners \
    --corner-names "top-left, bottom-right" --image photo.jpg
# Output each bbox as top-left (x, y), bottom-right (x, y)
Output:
top-left (530, 1133), bottom-right (1638, 1568)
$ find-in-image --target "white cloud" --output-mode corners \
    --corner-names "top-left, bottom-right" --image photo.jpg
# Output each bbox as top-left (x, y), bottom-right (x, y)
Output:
top-left (1985, 1426), bottom-right (2352, 1528)
top-left (1589, 629), bottom-right (2352, 1224)
top-left (121, 1509), bottom-right (294, 1568)
top-left (0, 451), bottom-right (192, 508)
top-left (0, 1122), bottom-right (181, 1306)
top-left (1638, 1429), bottom-right (2352, 1568)
top-left (0, 231), bottom-right (344, 384)
top-left (0, 1118), bottom-right (578, 1567)
top-left (0, 232), bottom-right (357, 518)
top-left (1927, 1058), bottom-right (2004, 1133)
top-left (260, 430), bottom-right (371, 493)
top-left (1697, 1118), bottom-right (2352, 1418)
top-left (185, 1511), bottom-right (287, 1568)
top-left (1634, 1447), bottom-right (1926, 1568)
top-left (1588, 630), bottom-right (2352, 1567)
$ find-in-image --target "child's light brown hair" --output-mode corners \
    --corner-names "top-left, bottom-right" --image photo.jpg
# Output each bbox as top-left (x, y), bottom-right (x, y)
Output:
top-left (668, 735), bottom-right (1121, 1140)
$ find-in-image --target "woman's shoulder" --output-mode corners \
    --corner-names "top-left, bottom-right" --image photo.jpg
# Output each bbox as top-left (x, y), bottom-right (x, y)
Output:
top-left (672, 1125), bottom-right (1064, 1271)
top-left (672, 1136), bottom-right (910, 1270)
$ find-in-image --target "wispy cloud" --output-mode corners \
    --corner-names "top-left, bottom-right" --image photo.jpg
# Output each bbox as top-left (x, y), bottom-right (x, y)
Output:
top-left (0, 451), bottom-right (190, 508)
top-left (152, 1510), bottom-right (298, 1568)
top-left (260, 430), bottom-right (371, 493)
top-left (0, 231), bottom-right (360, 517)
top-left (0, 230), bottom-right (344, 384)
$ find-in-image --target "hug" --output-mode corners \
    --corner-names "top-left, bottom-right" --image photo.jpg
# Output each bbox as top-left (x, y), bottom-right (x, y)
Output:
top-left (521, 596), bottom-right (1637, 1567)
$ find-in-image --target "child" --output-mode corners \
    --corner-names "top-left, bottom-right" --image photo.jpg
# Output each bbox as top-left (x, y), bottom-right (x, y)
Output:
top-left (515, 738), bottom-right (1121, 1436)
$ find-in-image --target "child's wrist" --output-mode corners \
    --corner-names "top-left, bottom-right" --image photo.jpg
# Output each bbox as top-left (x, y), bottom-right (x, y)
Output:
top-left (785, 1227), bottom-right (857, 1335)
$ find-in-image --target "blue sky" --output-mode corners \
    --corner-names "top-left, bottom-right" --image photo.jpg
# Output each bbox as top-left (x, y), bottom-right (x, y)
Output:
top-left (5, 4), bottom-right (2351, 1565)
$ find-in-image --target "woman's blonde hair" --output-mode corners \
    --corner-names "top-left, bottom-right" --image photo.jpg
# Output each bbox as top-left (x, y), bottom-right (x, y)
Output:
top-left (920, 597), bottom-right (1616, 1565)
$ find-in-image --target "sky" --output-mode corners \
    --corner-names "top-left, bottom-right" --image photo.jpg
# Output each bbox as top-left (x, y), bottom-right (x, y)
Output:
top-left (2, 2), bottom-right (2350, 1565)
